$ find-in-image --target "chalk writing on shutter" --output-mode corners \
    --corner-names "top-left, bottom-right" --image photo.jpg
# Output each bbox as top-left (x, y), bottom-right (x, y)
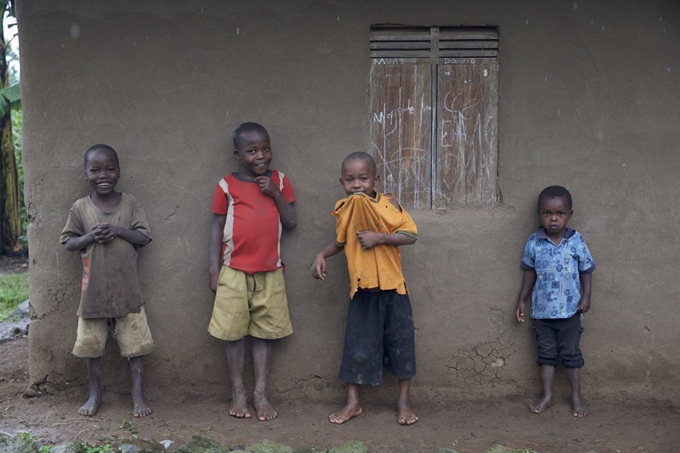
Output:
top-left (369, 26), bottom-right (499, 209)
top-left (370, 61), bottom-right (432, 209)
top-left (436, 62), bottom-right (499, 207)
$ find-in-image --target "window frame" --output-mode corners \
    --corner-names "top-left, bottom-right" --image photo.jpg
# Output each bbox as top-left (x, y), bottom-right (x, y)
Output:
top-left (369, 25), bottom-right (500, 209)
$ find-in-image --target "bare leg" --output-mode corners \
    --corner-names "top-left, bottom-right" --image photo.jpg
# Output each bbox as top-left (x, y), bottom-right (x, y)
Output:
top-left (567, 367), bottom-right (588, 417)
top-left (226, 338), bottom-right (251, 418)
top-left (529, 365), bottom-right (555, 414)
top-left (130, 356), bottom-right (152, 417)
top-left (79, 357), bottom-right (103, 416)
top-left (252, 338), bottom-right (277, 421)
top-left (397, 379), bottom-right (418, 425)
top-left (329, 383), bottom-right (362, 424)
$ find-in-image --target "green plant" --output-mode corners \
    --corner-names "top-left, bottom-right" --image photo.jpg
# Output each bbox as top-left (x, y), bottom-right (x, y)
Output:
top-left (39, 445), bottom-right (53, 453)
top-left (82, 444), bottom-right (112, 453)
top-left (0, 272), bottom-right (28, 320)
top-left (120, 416), bottom-right (138, 437)
top-left (17, 431), bottom-right (32, 440)
top-left (0, 0), bottom-right (23, 254)
top-left (11, 105), bottom-right (25, 241)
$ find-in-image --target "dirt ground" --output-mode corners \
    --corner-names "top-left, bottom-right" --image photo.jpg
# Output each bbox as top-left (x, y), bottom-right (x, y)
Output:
top-left (1, 258), bottom-right (679, 453)
top-left (0, 255), bottom-right (29, 275)
top-left (1, 338), bottom-right (679, 453)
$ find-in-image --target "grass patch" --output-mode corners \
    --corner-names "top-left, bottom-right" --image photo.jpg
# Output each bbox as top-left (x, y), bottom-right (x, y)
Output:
top-left (0, 272), bottom-right (29, 321)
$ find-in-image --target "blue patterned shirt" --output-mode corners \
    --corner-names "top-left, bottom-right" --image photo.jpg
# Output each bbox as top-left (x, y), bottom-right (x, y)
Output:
top-left (521, 227), bottom-right (596, 319)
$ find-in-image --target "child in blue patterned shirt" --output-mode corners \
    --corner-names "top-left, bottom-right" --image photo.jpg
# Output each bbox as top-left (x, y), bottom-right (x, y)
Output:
top-left (516, 185), bottom-right (595, 418)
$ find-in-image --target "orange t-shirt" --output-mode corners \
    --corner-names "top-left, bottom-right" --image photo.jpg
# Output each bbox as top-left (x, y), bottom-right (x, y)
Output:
top-left (333, 192), bottom-right (418, 299)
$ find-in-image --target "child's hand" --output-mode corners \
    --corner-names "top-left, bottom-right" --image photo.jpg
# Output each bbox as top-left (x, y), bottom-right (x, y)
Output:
top-left (208, 266), bottom-right (220, 293)
top-left (255, 176), bottom-right (280, 198)
top-left (516, 300), bottom-right (526, 322)
top-left (90, 223), bottom-right (114, 243)
top-left (577, 296), bottom-right (591, 314)
top-left (311, 255), bottom-right (328, 280)
top-left (357, 231), bottom-right (382, 249)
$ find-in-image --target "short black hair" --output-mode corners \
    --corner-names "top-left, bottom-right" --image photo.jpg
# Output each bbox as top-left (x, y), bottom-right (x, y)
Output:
top-left (84, 144), bottom-right (119, 169)
top-left (341, 151), bottom-right (377, 176)
top-left (538, 185), bottom-right (572, 210)
top-left (233, 122), bottom-right (269, 150)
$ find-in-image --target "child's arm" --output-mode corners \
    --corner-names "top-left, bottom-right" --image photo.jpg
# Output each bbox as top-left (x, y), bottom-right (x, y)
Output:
top-left (64, 229), bottom-right (97, 252)
top-left (577, 272), bottom-right (592, 313)
top-left (208, 214), bottom-right (227, 292)
top-left (108, 224), bottom-right (152, 247)
top-left (63, 223), bottom-right (127, 251)
top-left (255, 176), bottom-right (297, 230)
top-left (356, 231), bottom-right (416, 249)
top-left (516, 268), bottom-right (536, 322)
top-left (355, 193), bottom-right (417, 249)
top-left (311, 240), bottom-right (344, 280)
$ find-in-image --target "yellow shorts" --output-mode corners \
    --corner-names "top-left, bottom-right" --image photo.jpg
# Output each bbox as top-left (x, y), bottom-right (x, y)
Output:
top-left (72, 306), bottom-right (154, 358)
top-left (208, 266), bottom-right (293, 341)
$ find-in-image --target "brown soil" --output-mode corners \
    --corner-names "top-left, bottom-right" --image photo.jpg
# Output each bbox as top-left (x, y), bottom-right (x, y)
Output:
top-left (0, 258), bottom-right (679, 452)
top-left (0, 255), bottom-right (29, 275)
top-left (1, 338), bottom-right (679, 453)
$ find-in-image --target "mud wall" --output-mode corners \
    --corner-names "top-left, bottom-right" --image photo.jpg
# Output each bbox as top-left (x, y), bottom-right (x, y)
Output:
top-left (19, 0), bottom-right (680, 403)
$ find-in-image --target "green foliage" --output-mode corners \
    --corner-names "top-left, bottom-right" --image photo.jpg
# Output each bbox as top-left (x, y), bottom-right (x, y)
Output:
top-left (0, 0), bottom-right (16, 18)
top-left (18, 431), bottom-right (32, 440)
top-left (0, 1), bottom-right (20, 118)
top-left (39, 446), bottom-right (53, 453)
top-left (120, 416), bottom-right (138, 437)
top-left (0, 82), bottom-right (20, 117)
top-left (82, 445), bottom-right (112, 453)
top-left (0, 272), bottom-right (28, 320)
top-left (12, 105), bottom-right (25, 240)
top-left (0, 0), bottom-right (23, 253)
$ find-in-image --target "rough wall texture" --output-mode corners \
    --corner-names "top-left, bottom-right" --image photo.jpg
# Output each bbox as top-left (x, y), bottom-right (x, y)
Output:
top-left (18, 0), bottom-right (680, 403)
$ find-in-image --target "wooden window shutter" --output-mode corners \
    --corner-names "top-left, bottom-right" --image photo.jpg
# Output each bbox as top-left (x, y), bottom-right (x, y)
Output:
top-left (369, 26), bottom-right (499, 209)
top-left (369, 27), bottom-right (433, 209)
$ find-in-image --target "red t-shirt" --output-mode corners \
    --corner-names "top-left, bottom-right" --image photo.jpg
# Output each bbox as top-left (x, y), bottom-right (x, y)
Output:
top-left (211, 171), bottom-right (296, 274)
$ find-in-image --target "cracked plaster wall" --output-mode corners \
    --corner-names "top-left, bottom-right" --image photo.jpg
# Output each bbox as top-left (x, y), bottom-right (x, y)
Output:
top-left (18, 0), bottom-right (680, 403)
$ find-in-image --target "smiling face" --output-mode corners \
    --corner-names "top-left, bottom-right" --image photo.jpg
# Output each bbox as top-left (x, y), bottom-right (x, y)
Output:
top-left (85, 149), bottom-right (120, 196)
top-left (234, 129), bottom-right (272, 179)
top-left (340, 157), bottom-right (378, 196)
top-left (538, 195), bottom-right (573, 240)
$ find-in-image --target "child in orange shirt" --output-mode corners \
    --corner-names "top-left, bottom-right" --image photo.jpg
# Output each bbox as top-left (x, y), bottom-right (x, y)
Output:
top-left (312, 152), bottom-right (418, 426)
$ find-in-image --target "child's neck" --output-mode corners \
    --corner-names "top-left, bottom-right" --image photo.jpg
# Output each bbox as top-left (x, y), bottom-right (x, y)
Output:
top-left (235, 170), bottom-right (269, 181)
top-left (90, 191), bottom-right (122, 212)
top-left (546, 229), bottom-right (567, 245)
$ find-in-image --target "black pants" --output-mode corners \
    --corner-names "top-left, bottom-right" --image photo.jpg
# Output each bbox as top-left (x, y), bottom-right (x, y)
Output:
top-left (339, 290), bottom-right (416, 386)
top-left (532, 314), bottom-right (584, 368)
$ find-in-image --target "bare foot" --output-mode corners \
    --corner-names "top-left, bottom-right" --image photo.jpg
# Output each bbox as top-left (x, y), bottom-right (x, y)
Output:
top-left (132, 398), bottom-right (152, 418)
top-left (529, 395), bottom-right (554, 414)
top-left (80, 357), bottom-right (103, 416)
top-left (329, 402), bottom-right (363, 424)
top-left (398, 404), bottom-right (418, 425)
top-left (572, 396), bottom-right (589, 418)
top-left (78, 394), bottom-right (101, 416)
top-left (253, 391), bottom-right (277, 421)
top-left (229, 387), bottom-right (252, 419)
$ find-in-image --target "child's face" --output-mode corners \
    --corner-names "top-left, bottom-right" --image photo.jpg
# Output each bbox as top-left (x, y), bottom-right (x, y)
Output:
top-left (234, 129), bottom-right (272, 179)
top-left (340, 158), bottom-right (378, 196)
top-left (538, 195), bottom-right (573, 237)
top-left (85, 149), bottom-right (120, 196)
